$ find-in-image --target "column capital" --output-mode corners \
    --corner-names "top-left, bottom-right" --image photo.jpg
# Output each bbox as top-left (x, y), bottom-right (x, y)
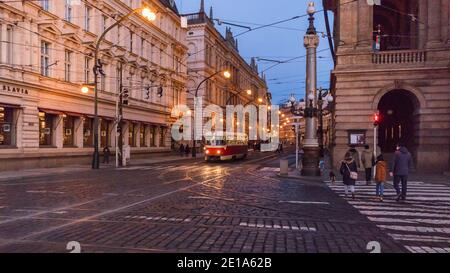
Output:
top-left (303, 34), bottom-right (319, 49)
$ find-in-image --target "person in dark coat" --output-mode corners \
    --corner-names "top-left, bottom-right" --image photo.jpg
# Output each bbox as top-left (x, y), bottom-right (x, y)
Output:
top-left (390, 143), bottom-right (414, 202)
top-left (185, 144), bottom-right (190, 157)
top-left (179, 144), bottom-right (185, 157)
top-left (103, 146), bottom-right (110, 164)
top-left (340, 152), bottom-right (358, 199)
top-left (348, 145), bottom-right (361, 169)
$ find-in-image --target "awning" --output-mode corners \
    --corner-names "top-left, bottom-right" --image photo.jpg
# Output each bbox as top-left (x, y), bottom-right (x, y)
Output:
top-left (0, 103), bottom-right (22, 109)
top-left (38, 108), bottom-right (65, 115)
top-left (64, 111), bottom-right (84, 117)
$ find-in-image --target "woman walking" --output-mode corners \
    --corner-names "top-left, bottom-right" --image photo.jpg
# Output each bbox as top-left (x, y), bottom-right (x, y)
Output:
top-left (340, 152), bottom-right (358, 199)
top-left (374, 154), bottom-right (387, 202)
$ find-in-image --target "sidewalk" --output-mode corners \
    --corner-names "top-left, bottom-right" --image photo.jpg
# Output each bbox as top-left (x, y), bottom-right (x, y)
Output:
top-left (277, 152), bottom-right (450, 184)
top-left (0, 152), bottom-right (202, 182)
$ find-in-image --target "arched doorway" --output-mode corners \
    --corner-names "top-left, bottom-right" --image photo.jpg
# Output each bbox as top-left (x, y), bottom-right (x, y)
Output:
top-left (377, 89), bottom-right (420, 154)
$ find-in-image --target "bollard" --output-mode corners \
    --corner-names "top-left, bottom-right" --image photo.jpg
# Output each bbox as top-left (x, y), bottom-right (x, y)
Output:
top-left (280, 159), bottom-right (289, 176)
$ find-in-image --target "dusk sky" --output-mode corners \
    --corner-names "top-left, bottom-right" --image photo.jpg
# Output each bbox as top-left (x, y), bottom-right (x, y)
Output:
top-left (175, 0), bottom-right (335, 105)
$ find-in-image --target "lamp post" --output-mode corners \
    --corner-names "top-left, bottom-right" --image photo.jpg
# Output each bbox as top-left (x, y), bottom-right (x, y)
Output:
top-left (192, 70), bottom-right (231, 158)
top-left (301, 1), bottom-right (321, 176)
top-left (90, 7), bottom-right (156, 169)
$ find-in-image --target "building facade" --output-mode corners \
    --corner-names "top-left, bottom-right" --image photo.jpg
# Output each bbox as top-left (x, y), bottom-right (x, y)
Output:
top-left (183, 2), bottom-right (271, 147)
top-left (0, 0), bottom-right (188, 171)
top-left (325, 0), bottom-right (450, 172)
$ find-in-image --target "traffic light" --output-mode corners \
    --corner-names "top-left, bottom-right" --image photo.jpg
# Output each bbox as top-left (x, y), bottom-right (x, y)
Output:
top-left (157, 86), bottom-right (163, 98)
top-left (145, 86), bottom-right (150, 100)
top-left (373, 112), bottom-right (381, 126)
top-left (123, 88), bottom-right (129, 105)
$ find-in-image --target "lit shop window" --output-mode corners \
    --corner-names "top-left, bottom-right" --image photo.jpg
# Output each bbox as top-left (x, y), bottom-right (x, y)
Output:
top-left (140, 124), bottom-right (146, 147)
top-left (129, 123), bottom-right (136, 147)
top-left (63, 115), bottom-right (75, 147)
top-left (0, 107), bottom-right (15, 147)
top-left (100, 120), bottom-right (110, 148)
top-left (39, 111), bottom-right (54, 146)
top-left (150, 126), bottom-right (156, 147)
top-left (83, 117), bottom-right (94, 147)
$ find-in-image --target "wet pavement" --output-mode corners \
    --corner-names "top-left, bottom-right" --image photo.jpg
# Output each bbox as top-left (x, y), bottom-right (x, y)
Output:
top-left (0, 151), bottom-right (406, 253)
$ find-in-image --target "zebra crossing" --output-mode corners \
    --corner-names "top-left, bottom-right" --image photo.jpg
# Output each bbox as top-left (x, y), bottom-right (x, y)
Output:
top-left (327, 180), bottom-right (450, 253)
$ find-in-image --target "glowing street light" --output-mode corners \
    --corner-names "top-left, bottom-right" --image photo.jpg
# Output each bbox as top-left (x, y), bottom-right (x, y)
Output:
top-left (81, 86), bottom-right (89, 94)
top-left (141, 8), bottom-right (157, 21)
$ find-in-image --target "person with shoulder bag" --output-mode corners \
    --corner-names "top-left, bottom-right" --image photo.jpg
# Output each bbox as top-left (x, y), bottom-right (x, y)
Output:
top-left (340, 152), bottom-right (358, 199)
top-left (374, 154), bottom-right (388, 202)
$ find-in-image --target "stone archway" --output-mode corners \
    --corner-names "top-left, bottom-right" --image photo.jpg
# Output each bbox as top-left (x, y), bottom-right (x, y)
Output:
top-left (377, 89), bottom-right (421, 154)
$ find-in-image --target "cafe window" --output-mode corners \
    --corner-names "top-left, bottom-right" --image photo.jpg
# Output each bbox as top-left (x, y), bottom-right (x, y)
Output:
top-left (159, 127), bottom-right (166, 147)
top-left (83, 117), bottom-right (93, 147)
top-left (150, 126), bottom-right (156, 147)
top-left (100, 120), bottom-right (110, 148)
top-left (0, 107), bottom-right (15, 147)
top-left (63, 115), bottom-right (75, 147)
top-left (129, 123), bottom-right (136, 147)
top-left (39, 111), bottom-right (54, 146)
top-left (140, 124), bottom-right (146, 147)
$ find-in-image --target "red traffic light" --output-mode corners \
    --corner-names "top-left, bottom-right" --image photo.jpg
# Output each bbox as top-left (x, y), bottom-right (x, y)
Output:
top-left (373, 113), bottom-right (381, 126)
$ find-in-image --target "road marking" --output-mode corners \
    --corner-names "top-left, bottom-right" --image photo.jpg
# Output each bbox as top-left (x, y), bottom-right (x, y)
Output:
top-left (279, 201), bottom-right (330, 205)
top-left (259, 167), bottom-right (280, 172)
top-left (124, 215), bottom-right (192, 223)
top-left (26, 190), bottom-right (65, 194)
top-left (239, 221), bottom-right (316, 232)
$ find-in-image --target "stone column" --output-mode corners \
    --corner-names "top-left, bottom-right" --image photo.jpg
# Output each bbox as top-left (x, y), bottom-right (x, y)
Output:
top-left (427, 0), bottom-right (442, 48)
top-left (54, 115), bottom-right (63, 148)
top-left (357, 0), bottom-right (373, 48)
top-left (74, 117), bottom-right (84, 148)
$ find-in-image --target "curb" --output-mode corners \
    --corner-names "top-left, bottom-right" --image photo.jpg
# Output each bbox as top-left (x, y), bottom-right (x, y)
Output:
top-left (276, 173), bottom-right (325, 183)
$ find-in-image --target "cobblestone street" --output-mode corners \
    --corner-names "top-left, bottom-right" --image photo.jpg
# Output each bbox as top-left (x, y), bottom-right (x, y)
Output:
top-left (0, 153), bottom-right (411, 253)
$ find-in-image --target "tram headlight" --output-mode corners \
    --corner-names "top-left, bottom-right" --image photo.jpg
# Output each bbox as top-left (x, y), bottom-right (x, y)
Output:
top-left (216, 150), bottom-right (221, 155)
top-left (205, 150), bottom-right (210, 154)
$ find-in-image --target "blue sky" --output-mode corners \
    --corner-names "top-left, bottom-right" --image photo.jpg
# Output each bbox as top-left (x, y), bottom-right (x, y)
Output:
top-left (175, 0), bottom-right (334, 105)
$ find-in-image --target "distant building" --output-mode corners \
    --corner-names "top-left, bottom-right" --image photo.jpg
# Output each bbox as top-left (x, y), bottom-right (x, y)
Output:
top-left (0, 0), bottom-right (188, 171)
top-left (183, 1), bottom-right (271, 146)
top-left (325, 0), bottom-right (450, 172)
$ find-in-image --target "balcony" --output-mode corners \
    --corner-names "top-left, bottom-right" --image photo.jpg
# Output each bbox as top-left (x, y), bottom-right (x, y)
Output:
top-left (372, 50), bottom-right (427, 64)
top-left (183, 12), bottom-right (214, 25)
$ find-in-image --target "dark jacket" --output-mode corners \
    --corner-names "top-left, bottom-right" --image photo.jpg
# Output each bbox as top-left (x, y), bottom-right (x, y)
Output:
top-left (348, 148), bottom-right (360, 168)
top-left (340, 159), bottom-right (357, 186)
top-left (390, 146), bottom-right (413, 176)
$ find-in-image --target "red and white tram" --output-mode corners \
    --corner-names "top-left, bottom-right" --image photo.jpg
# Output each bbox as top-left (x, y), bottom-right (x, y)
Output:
top-left (204, 133), bottom-right (248, 162)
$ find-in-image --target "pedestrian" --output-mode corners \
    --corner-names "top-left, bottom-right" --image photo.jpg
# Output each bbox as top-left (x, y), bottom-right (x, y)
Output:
top-left (348, 145), bottom-right (361, 170)
top-left (279, 143), bottom-right (283, 153)
top-left (340, 152), bottom-right (358, 199)
top-left (103, 146), bottom-right (110, 164)
top-left (179, 143), bottom-right (185, 157)
top-left (374, 154), bottom-right (387, 202)
top-left (361, 145), bottom-right (375, 185)
top-left (185, 144), bottom-right (190, 157)
top-left (390, 143), bottom-right (414, 202)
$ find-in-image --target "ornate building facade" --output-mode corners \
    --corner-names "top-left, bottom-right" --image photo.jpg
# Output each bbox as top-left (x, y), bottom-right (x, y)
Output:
top-left (183, 2), bottom-right (271, 147)
top-left (325, 0), bottom-right (450, 172)
top-left (0, 0), bottom-right (188, 171)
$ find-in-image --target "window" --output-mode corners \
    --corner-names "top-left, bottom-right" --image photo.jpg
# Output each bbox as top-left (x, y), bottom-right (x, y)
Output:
top-left (130, 31), bottom-right (134, 53)
top-left (140, 37), bottom-right (145, 58)
top-left (100, 120), bottom-right (110, 148)
top-left (84, 57), bottom-right (91, 83)
top-left (63, 115), bottom-right (75, 147)
top-left (40, 41), bottom-right (51, 77)
top-left (65, 0), bottom-right (73, 22)
top-left (0, 106), bottom-right (15, 147)
top-left (150, 44), bottom-right (154, 62)
top-left (6, 25), bottom-right (13, 64)
top-left (64, 50), bottom-right (72, 82)
top-left (129, 123), bottom-right (136, 147)
top-left (140, 124), bottom-right (146, 147)
top-left (84, 5), bottom-right (92, 32)
top-left (117, 25), bottom-right (121, 47)
top-left (150, 126), bottom-right (156, 147)
top-left (102, 15), bottom-right (108, 32)
top-left (41, 0), bottom-right (50, 11)
top-left (39, 112), bottom-right (54, 146)
top-left (83, 117), bottom-right (94, 147)
top-left (160, 49), bottom-right (163, 66)
top-left (159, 127), bottom-right (166, 147)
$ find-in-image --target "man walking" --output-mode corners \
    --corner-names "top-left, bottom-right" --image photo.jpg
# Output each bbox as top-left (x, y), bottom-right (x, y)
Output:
top-left (390, 143), bottom-right (414, 202)
top-left (361, 145), bottom-right (374, 185)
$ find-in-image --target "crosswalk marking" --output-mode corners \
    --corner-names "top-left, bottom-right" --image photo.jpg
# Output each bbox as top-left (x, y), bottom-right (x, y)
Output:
top-left (327, 180), bottom-right (450, 253)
